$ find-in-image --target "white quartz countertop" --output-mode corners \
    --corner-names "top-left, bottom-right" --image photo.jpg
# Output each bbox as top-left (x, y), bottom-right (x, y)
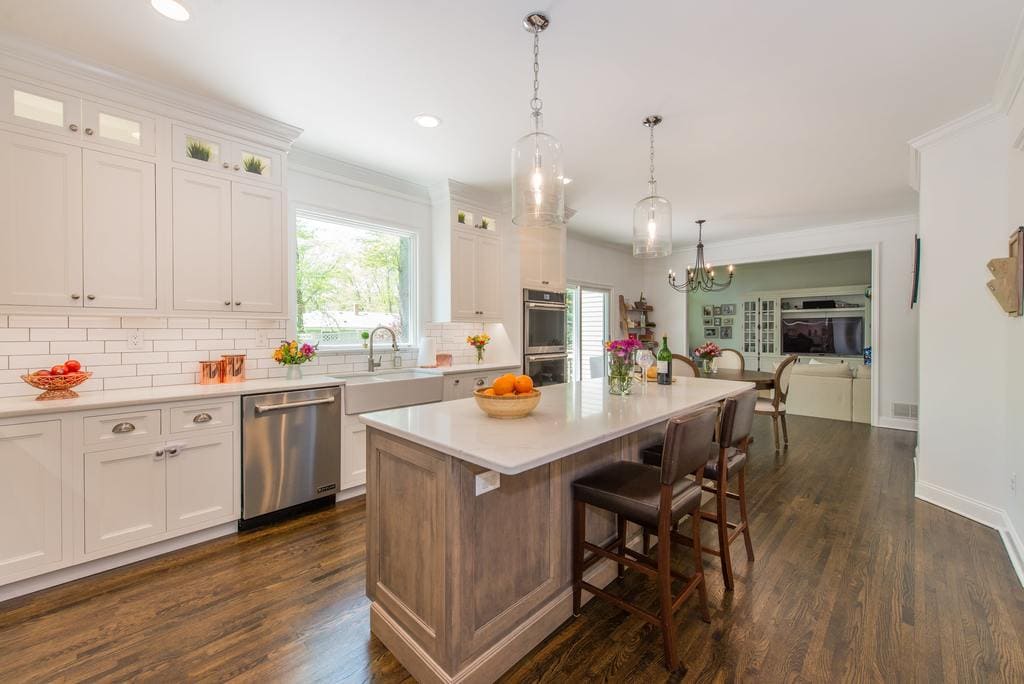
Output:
top-left (415, 361), bottom-right (520, 376)
top-left (360, 377), bottom-right (754, 475)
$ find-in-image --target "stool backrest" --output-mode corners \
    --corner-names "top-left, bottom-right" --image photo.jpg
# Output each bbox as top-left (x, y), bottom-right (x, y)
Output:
top-left (717, 349), bottom-right (745, 371)
top-left (719, 389), bottom-right (758, 449)
top-left (660, 406), bottom-right (718, 485)
top-left (774, 354), bottom-right (799, 406)
top-left (671, 354), bottom-right (700, 377)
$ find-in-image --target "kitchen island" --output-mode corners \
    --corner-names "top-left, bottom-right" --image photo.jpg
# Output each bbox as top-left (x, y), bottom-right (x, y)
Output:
top-left (360, 376), bottom-right (752, 683)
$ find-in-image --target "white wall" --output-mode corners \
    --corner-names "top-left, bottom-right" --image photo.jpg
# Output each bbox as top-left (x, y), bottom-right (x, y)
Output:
top-left (566, 235), bottom-right (644, 325)
top-left (641, 216), bottom-right (920, 428)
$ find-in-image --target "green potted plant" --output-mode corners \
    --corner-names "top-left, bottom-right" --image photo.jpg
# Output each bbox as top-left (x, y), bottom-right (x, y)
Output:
top-left (243, 155), bottom-right (266, 175)
top-left (186, 139), bottom-right (211, 162)
top-left (457, 211), bottom-right (466, 224)
top-left (361, 331), bottom-right (370, 349)
top-left (480, 218), bottom-right (490, 230)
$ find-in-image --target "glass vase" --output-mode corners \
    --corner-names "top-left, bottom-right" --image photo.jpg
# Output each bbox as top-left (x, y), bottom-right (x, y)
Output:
top-left (608, 354), bottom-right (636, 396)
top-left (286, 365), bottom-right (302, 380)
top-left (476, 347), bottom-right (485, 364)
top-left (701, 357), bottom-right (714, 375)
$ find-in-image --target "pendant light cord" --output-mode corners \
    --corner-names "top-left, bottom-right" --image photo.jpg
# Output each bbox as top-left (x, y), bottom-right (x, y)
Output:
top-left (531, 31), bottom-right (543, 130)
top-left (648, 123), bottom-right (657, 195)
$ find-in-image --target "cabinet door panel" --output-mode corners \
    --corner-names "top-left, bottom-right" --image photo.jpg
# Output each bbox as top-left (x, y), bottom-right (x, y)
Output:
top-left (0, 131), bottom-right (83, 306)
top-left (82, 100), bottom-right (156, 155)
top-left (0, 77), bottom-right (81, 138)
top-left (172, 169), bottom-right (232, 312)
top-left (166, 433), bottom-right (236, 530)
top-left (451, 230), bottom-right (478, 320)
top-left (231, 183), bottom-right (283, 313)
top-left (0, 421), bottom-right (62, 581)
top-left (475, 235), bottom-right (502, 321)
top-left (342, 421), bottom-right (367, 489)
top-left (520, 226), bottom-right (544, 290)
top-left (84, 443), bottom-right (166, 554)
top-left (83, 150), bottom-right (156, 309)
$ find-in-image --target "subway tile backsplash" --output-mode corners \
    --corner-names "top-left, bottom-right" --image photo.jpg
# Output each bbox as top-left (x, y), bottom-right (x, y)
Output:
top-left (0, 317), bottom-right (485, 397)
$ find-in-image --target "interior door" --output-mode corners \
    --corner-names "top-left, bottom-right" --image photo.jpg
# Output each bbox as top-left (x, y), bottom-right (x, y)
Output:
top-left (0, 421), bottom-right (63, 582)
top-left (171, 169), bottom-right (232, 312)
top-left (83, 150), bottom-right (156, 309)
top-left (165, 433), bottom-right (236, 531)
top-left (0, 131), bottom-right (83, 306)
top-left (474, 234), bottom-right (502, 320)
top-left (230, 182), bottom-right (283, 313)
top-left (84, 442), bottom-right (167, 555)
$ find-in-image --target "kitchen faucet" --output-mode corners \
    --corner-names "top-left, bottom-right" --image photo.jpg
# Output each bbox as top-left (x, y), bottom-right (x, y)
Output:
top-left (367, 326), bottom-right (399, 372)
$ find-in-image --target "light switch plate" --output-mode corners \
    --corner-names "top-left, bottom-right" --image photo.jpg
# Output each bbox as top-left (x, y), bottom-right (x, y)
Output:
top-left (475, 470), bottom-right (500, 496)
top-left (126, 330), bottom-right (144, 351)
top-left (256, 329), bottom-right (270, 348)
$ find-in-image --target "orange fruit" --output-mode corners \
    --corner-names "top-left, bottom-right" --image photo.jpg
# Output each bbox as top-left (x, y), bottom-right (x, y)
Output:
top-left (513, 375), bottom-right (534, 394)
top-left (482, 388), bottom-right (495, 396)
top-left (493, 376), bottom-right (515, 396)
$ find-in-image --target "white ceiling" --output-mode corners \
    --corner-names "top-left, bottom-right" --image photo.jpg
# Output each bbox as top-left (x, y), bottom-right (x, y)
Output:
top-left (1, 1), bottom-right (1020, 245)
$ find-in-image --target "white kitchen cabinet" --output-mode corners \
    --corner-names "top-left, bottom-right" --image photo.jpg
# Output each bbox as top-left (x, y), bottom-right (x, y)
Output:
top-left (83, 441), bottom-right (167, 554)
top-left (450, 229), bottom-right (479, 320)
top-left (231, 182), bottom-right (283, 313)
top-left (0, 421), bottom-right (63, 583)
top-left (521, 224), bottom-right (566, 291)
top-left (442, 368), bottom-right (516, 401)
top-left (82, 100), bottom-right (156, 155)
top-left (171, 168), bottom-right (233, 312)
top-left (437, 228), bottom-right (502, 323)
top-left (474, 234), bottom-right (502, 319)
top-left (0, 77), bottom-right (81, 138)
top-left (0, 131), bottom-right (83, 306)
top-left (165, 432), bottom-right (236, 531)
top-left (172, 124), bottom-right (282, 186)
top-left (342, 416), bottom-right (367, 489)
top-left (83, 150), bottom-right (156, 309)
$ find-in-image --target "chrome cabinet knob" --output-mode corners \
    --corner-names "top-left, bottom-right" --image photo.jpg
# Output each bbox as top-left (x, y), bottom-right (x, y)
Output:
top-left (224, 301), bottom-right (231, 306)
top-left (86, 294), bottom-right (96, 300)
top-left (453, 379), bottom-right (460, 385)
top-left (84, 128), bottom-right (94, 136)
top-left (166, 447), bottom-right (179, 457)
top-left (112, 422), bottom-right (135, 434)
top-left (69, 123), bottom-right (79, 132)
top-left (154, 449), bottom-right (165, 459)
top-left (235, 301), bottom-right (241, 306)
top-left (233, 163), bottom-right (240, 171)
top-left (475, 378), bottom-right (485, 386)
top-left (70, 294), bottom-right (80, 300)
top-left (222, 162), bottom-right (230, 168)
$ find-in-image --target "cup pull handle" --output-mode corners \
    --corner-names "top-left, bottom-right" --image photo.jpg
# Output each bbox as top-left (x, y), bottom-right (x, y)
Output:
top-left (193, 412), bottom-right (213, 424)
top-left (112, 422), bottom-right (136, 434)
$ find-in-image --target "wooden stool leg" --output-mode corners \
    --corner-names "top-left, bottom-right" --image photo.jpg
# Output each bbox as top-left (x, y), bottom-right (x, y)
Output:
top-left (716, 478), bottom-right (734, 591)
top-left (771, 415), bottom-right (781, 452)
top-left (643, 529), bottom-right (651, 555)
top-left (657, 514), bottom-right (679, 670)
top-left (616, 515), bottom-right (627, 579)
top-left (572, 499), bottom-right (585, 616)
top-left (780, 413), bottom-right (790, 445)
top-left (691, 512), bottom-right (710, 623)
top-left (738, 468), bottom-right (754, 561)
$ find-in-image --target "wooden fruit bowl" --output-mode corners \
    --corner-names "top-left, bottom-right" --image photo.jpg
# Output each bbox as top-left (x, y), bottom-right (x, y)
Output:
top-left (20, 371), bottom-right (93, 401)
top-left (473, 388), bottom-right (541, 419)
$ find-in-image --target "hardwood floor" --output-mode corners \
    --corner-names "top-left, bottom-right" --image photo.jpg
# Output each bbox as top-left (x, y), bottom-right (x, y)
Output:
top-left (1, 416), bottom-right (1022, 682)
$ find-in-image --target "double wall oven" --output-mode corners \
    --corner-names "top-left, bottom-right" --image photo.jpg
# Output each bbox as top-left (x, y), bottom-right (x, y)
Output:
top-left (523, 289), bottom-right (568, 386)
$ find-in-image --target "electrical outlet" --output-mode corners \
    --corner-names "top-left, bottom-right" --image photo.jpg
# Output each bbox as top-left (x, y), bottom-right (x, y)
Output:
top-left (127, 330), bottom-right (144, 351)
top-left (256, 329), bottom-right (270, 348)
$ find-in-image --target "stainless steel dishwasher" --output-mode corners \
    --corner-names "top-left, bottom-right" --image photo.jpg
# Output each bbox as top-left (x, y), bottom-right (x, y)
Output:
top-left (241, 386), bottom-right (341, 524)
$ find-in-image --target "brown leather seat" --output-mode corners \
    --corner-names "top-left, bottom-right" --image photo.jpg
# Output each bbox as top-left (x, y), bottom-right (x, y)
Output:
top-left (701, 444), bottom-right (746, 481)
top-left (572, 462), bottom-right (702, 528)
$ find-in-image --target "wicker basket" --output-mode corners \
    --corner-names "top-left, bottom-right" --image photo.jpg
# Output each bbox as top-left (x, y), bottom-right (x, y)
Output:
top-left (20, 371), bottom-right (93, 401)
top-left (473, 388), bottom-right (541, 419)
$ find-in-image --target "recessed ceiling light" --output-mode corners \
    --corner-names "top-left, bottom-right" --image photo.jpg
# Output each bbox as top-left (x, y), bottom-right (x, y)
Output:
top-left (413, 114), bottom-right (441, 128)
top-left (151, 0), bottom-right (190, 22)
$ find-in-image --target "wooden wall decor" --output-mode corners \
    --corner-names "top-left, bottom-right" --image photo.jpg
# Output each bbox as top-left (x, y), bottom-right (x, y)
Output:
top-left (986, 227), bottom-right (1024, 316)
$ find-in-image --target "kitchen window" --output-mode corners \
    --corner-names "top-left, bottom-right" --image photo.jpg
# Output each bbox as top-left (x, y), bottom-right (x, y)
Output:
top-left (295, 211), bottom-right (416, 348)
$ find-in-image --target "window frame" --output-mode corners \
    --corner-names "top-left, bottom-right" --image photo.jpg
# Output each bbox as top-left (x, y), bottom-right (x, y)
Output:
top-left (566, 281), bottom-right (612, 382)
top-left (293, 207), bottom-right (420, 351)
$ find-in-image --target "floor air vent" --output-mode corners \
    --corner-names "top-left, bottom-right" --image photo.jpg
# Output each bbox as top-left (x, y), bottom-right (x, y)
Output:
top-left (892, 402), bottom-right (918, 419)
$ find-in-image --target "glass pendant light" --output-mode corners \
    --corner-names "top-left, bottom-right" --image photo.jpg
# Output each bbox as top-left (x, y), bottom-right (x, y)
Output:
top-left (512, 13), bottom-right (565, 229)
top-left (632, 115), bottom-right (672, 258)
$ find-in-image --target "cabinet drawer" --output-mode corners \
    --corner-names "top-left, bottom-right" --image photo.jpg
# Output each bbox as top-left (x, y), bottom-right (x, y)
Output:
top-left (83, 409), bottom-right (161, 448)
top-left (168, 400), bottom-right (235, 434)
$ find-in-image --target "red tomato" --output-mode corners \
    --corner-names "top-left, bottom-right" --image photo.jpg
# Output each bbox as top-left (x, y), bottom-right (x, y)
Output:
top-left (34, 369), bottom-right (51, 376)
top-left (50, 365), bottom-right (68, 376)
top-left (65, 359), bottom-right (82, 372)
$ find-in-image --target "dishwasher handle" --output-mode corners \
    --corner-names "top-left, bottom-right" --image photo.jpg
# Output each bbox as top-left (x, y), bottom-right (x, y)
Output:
top-left (254, 396), bottom-right (336, 414)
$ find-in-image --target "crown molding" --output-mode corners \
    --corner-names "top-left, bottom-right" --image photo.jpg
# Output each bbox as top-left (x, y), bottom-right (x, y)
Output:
top-left (0, 31), bottom-right (302, 147)
top-left (290, 148), bottom-right (430, 206)
top-left (907, 105), bottom-right (1000, 151)
top-left (995, 8), bottom-right (1024, 113)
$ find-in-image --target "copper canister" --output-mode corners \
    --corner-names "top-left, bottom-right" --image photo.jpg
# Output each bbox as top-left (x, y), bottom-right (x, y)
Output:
top-left (221, 354), bottom-right (246, 383)
top-left (198, 360), bottom-right (223, 385)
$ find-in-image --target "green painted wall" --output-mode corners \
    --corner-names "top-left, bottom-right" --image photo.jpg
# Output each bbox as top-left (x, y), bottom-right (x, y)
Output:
top-left (685, 251), bottom-right (871, 354)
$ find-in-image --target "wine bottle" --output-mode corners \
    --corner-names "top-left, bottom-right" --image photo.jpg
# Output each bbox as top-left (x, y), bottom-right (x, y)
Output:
top-left (656, 336), bottom-right (672, 385)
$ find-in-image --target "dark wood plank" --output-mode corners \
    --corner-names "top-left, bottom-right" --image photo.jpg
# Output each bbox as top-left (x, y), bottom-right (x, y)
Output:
top-left (0, 416), bottom-right (1022, 682)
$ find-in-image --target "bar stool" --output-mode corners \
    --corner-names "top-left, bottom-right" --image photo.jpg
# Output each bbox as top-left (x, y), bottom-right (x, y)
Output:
top-left (640, 390), bottom-right (758, 591)
top-left (571, 407), bottom-right (717, 672)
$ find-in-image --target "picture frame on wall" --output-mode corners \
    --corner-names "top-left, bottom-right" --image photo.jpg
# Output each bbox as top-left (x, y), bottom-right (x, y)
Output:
top-left (722, 304), bottom-right (736, 315)
top-left (722, 317), bottom-right (734, 325)
top-left (703, 305), bottom-right (713, 316)
top-left (720, 325), bottom-right (733, 339)
top-left (713, 317), bottom-right (722, 326)
top-left (703, 317), bottom-right (714, 326)
top-left (704, 327), bottom-right (718, 338)
top-left (713, 305), bottom-right (722, 315)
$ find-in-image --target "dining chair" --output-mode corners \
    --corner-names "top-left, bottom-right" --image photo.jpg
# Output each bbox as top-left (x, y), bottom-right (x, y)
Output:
top-left (755, 354), bottom-right (798, 451)
top-left (671, 354), bottom-right (700, 377)
top-left (571, 407), bottom-right (717, 671)
top-left (716, 349), bottom-right (745, 372)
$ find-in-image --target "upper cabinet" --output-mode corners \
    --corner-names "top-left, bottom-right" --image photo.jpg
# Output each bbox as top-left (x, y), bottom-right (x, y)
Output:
top-left (431, 180), bottom-right (504, 323)
top-left (82, 100), bottom-right (155, 155)
top-left (521, 225), bottom-right (566, 291)
top-left (171, 169), bottom-right (283, 314)
top-left (173, 125), bottom-right (282, 186)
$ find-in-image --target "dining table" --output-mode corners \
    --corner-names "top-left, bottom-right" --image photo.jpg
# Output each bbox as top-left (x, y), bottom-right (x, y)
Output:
top-left (703, 368), bottom-right (776, 391)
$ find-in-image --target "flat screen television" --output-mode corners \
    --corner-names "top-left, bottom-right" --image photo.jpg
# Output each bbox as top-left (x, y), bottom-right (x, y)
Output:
top-left (781, 316), bottom-right (864, 356)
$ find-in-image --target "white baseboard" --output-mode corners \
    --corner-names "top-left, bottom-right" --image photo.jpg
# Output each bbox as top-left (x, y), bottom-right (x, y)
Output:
top-left (875, 416), bottom-right (918, 432)
top-left (915, 479), bottom-right (1024, 587)
top-left (336, 485), bottom-right (366, 502)
top-left (0, 522), bottom-right (237, 603)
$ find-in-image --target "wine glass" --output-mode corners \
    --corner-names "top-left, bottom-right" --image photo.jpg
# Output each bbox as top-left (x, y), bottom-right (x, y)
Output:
top-left (636, 350), bottom-right (655, 388)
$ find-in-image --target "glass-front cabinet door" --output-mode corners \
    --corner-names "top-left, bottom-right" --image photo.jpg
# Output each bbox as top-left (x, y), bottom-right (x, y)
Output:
top-left (234, 142), bottom-right (281, 185)
top-left (82, 100), bottom-right (156, 155)
top-left (172, 124), bottom-right (230, 171)
top-left (0, 77), bottom-right (82, 138)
